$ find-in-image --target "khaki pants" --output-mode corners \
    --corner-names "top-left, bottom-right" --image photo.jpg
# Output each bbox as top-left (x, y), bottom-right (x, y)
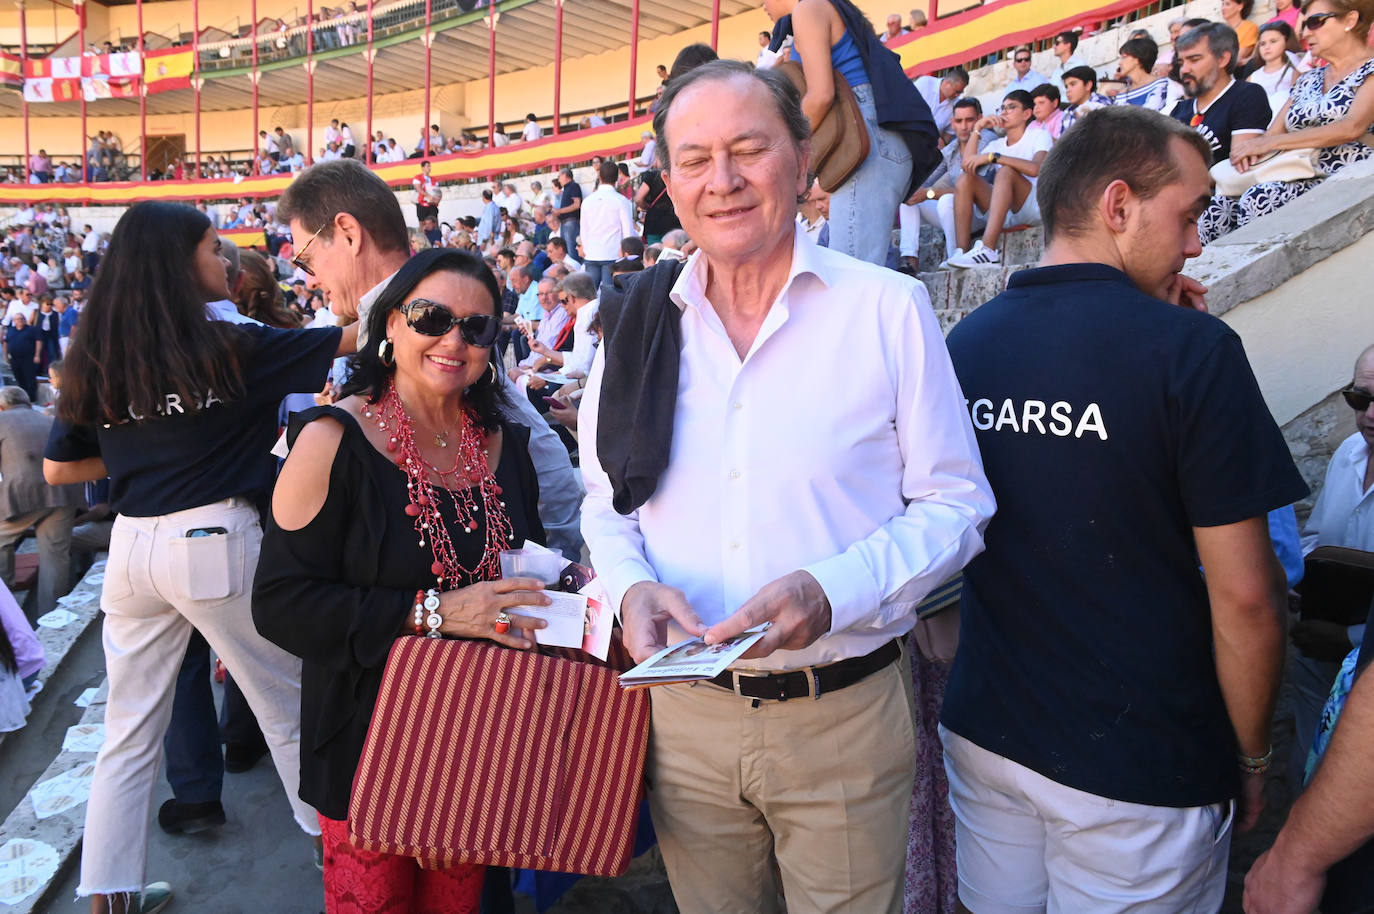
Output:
top-left (647, 647), bottom-right (917, 914)
top-left (78, 500), bottom-right (318, 897)
top-left (0, 504), bottom-right (75, 617)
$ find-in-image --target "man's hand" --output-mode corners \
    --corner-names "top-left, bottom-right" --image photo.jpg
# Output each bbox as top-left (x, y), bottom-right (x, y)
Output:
top-left (704, 570), bottom-right (831, 661)
top-left (1163, 274), bottom-right (1208, 312)
top-left (1243, 840), bottom-right (1326, 914)
top-left (620, 581), bottom-right (706, 663)
top-left (1238, 770), bottom-right (1267, 833)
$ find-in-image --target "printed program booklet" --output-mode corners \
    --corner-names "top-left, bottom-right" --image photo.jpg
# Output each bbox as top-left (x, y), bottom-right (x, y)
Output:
top-left (618, 626), bottom-right (769, 689)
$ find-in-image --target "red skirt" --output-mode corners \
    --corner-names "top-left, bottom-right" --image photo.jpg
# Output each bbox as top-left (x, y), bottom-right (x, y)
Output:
top-left (319, 814), bottom-right (484, 914)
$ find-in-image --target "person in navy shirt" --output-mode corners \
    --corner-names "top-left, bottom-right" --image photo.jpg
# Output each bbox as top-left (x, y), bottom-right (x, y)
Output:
top-left (943, 106), bottom-right (1307, 912)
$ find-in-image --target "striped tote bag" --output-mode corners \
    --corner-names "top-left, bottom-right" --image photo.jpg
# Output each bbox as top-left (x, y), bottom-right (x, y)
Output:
top-left (348, 635), bottom-right (650, 875)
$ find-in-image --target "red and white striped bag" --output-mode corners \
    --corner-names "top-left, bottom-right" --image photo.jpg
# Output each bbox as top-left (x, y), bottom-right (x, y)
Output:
top-left (348, 636), bottom-right (650, 875)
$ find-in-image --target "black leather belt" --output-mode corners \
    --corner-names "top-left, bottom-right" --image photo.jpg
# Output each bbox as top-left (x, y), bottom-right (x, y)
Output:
top-left (706, 639), bottom-right (901, 702)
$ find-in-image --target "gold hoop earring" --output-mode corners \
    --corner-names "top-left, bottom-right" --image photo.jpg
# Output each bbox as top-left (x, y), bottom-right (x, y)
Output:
top-left (378, 337), bottom-right (395, 367)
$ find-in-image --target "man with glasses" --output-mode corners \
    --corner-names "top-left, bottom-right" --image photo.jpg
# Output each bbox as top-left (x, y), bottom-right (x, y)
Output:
top-left (1003, 46), bottom-right (1044, 97)
top-left (1048, 30), bottom-right (1088, 90)
top-left (508, 273), bottom-right (570, 380)
top-left (946, 90), bottom-right (1052, 268)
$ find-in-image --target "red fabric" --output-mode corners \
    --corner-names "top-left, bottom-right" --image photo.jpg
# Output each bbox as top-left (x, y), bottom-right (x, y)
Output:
top-left (319, 814), bottom-right (483, 914)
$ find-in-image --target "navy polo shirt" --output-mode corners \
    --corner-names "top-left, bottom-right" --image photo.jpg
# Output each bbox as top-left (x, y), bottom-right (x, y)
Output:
top-left (45, 324), bottom-right (341, 517)
top-left (943, 262), bottom-right (1308, 808)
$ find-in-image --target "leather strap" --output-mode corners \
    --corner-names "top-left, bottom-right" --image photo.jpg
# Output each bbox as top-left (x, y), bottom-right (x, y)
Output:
top-left (706, 639), bottom-right (901, 702)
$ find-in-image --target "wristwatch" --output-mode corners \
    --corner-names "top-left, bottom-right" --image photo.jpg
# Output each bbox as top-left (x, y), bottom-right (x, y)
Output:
top-left (989, 151), bottom-right (1002, 165)
top-left (926, 187), bottom-right (937, 200)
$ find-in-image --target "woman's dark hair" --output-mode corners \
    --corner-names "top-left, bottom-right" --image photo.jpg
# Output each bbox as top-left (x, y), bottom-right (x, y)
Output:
top-left (1119, 36), bottom-right (1159, 73)
top-left (235, 250), bottom-right (300, 328)
top-left (667, 43), bottom-right (719, 83)
top-left (0, 622), bottom-right (16, 675)
top-left (341, 247), bottom-right (508, 432)
top-left (1259, 20), bottom-right (1301, 53)
top-left (58, 202), bottom-right (245, 425)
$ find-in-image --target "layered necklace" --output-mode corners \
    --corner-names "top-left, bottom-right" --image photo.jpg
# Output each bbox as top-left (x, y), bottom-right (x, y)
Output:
top-left (362, 383), bottom-right (514, 589)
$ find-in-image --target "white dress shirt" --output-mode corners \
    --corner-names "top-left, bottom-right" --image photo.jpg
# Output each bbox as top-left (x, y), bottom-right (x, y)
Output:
top-left (915, 75), bottom-right (957, 133)
top-left (579, 226), bottom-right (995, 671)
top-left (1302, 432), bottom-right (1374, 554)
top-left (563, 299), bottom-right (600, 378)
top-left (1003, 70), bottom-right (1046, 97)
top-left (522, 121), bottom-right (542, 142)
top-left (578, 185), bottom-right (636, 262)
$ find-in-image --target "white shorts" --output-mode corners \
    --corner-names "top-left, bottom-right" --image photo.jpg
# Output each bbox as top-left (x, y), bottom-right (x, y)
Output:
top-left (939, 726), bottom-right (1233, 914)
top-left (1007, 188), bottom-right (1041, 228)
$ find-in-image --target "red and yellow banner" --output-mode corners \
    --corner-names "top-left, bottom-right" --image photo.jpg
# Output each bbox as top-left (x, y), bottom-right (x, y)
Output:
top-left (144, 47), bottom-right (194, 94)
top-left (1, 52), bottom-right (24, 90)
top-left (219, 227), bottom-right (269, 248)
top-left (21, 53), bottom-right (141, 102)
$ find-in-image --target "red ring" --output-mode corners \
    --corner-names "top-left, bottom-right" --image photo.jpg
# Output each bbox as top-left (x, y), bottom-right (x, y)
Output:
top-left (494, 613), bottom-right (511, 635)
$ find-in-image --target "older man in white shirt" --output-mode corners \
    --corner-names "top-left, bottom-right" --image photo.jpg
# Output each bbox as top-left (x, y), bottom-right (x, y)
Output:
top-left (578, 161), bottom-right (636, 291)
top-left (580, 60), bottom-right (994, 914)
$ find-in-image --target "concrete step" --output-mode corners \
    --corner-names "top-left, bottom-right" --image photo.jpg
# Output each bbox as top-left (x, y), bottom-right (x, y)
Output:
top-left (919, 261), bottom-right (1035, 319)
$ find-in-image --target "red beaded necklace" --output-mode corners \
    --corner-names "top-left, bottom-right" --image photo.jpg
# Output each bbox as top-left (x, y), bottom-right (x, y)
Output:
top-left (362, 383), bottom-right (514, 589)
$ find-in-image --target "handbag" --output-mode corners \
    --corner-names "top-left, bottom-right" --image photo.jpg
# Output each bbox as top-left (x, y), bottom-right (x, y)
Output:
top-left (775, 60), bottom-right (870, 193)
top-left (1297, 545), bottom-right (1374, 626)
top-left (348, 635), bottom-right (650, 875)
top-left (1210, 148), bottom-right (1325, 197)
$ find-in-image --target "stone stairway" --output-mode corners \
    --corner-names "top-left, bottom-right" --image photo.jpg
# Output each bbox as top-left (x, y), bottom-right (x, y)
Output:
top-left (914, 224), bottom-right (1044, 332)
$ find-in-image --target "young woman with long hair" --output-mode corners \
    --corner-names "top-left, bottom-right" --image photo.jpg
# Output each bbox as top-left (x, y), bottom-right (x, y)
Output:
top-left (44, 200), bottom-right (355, 914)
top-left (235, 249), bottom-right (304, 328)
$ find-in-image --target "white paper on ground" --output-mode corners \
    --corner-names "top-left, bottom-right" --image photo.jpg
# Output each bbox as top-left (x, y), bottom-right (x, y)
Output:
top-left (73, 687), bottom-right (99, 708)
top-left (35, 608), bottom-right (79, 628)
top-left (84, 572), bottom-right (104, 585)
top-left (61, 723), bottom-right (105, 753)
top-left (56, 590), bottom-right (96, 607)
top-left (0, 838), bottom-right (61, 905)
top-left (28, 762), bottom-right (96, 820)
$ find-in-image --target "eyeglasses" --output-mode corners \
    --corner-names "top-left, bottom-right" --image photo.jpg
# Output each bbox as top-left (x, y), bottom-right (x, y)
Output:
top-left (1342, 385), bottom-right (1374, 412)
top-left (558, 296), bottom-right (570, 304)
top-left (290, 223), bottom-right (326, 276)
top-left (1015, 56), bottom-right (1031, 62)
top-left (400, 298), bottom-right (501, 346)
top-left (1303, 12), bottom-right (1340, 30)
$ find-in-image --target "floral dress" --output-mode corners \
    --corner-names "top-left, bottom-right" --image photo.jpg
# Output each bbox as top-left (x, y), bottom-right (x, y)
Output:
top-left (1202, 58), bottom-right (1374, 243)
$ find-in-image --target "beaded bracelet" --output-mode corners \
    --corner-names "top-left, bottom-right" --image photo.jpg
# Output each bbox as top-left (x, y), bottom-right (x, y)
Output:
top-left (1238, 746), bottom-right (1273, 775)
top-left (411, 590), bottom-right (427, 636)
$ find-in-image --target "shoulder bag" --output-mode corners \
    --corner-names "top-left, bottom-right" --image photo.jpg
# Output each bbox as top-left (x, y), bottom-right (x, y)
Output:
top-left (1210, 148), bottom-right (1326, 197)
top-left (348, 635), bottom-right (650, 875)
top-left (775, 59), bottom-right (870, 192)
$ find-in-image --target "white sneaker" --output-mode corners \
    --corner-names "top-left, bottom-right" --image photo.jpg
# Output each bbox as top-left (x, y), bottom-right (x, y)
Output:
top-left (947, 240), bottom-right (1001, 268)
top-left (938, 248), bottom-right (964, 269)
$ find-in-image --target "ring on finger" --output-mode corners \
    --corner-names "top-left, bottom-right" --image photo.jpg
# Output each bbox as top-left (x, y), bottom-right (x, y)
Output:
top-left (494, 611), bottom-right (512, 635)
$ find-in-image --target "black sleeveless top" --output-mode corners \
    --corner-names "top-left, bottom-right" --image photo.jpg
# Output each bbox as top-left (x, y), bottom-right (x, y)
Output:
top-left (252, 404), bottom-right (545, 820)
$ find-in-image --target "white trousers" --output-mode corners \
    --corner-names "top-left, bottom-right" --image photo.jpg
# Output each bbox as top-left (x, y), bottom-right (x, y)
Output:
top-left (897, 196), bottom-right (985, 261)
top-left (78, 499), bottom-right (318, 897)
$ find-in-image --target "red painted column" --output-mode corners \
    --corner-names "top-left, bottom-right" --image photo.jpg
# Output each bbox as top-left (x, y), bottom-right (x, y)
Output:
top-left (137, 0), bottom-right (147, 179)
top-left (251, 0), bottom-right (259, 173)
top-left (76, 0), bottom-right (87, 180)
top-left (19, 0), bottom-right (29, 181)
top-left (365, 0), bottom-right (375, 162)
top-left (711, 0), bottom-right (721, 50)
top-left (486, 4), bottom-right (496, 144)
top-left (194, 0), bottom-right (202, 180)
top-left (553, 0), bottom-right (563, 134)
top-left (306, 0), bottom-right (315, 163)
top-left (423, 0), bottom-right (433, 156)
top-left (929, 0), bottom-right (939, 21)
top-left (628, 0), bottom-right (639, 116)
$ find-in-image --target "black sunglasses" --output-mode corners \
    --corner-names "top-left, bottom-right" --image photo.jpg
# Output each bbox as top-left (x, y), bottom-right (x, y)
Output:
top-left (400, 298), bottom-right (501, 346)
top-left (1015, 56), bottom-right (1031, 62)
top-left (1342, 385), bottom-right (1374, 412)
top-left (1303, 12), bottom-right (1340, 30)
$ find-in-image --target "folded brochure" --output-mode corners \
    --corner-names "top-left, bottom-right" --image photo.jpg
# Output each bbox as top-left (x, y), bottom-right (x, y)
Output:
top-left (619, 625), bottom-right (770, 689)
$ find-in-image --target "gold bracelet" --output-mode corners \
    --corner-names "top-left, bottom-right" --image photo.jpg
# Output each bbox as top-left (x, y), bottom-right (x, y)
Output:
top-left (1238, 746), bottom-right (1273, 774)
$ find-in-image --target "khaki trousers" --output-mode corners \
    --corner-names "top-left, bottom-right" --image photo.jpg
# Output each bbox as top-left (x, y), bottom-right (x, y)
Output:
top-left (647, 646), bottom-right (917, 914)
top-left (78, 499), bottom-right (318, 897)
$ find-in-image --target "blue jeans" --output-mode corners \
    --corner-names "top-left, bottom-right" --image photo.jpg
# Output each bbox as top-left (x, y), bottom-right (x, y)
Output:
top-left (559, 219), bottom-right (580, 255)
top-left (163, 630), bottom-right (223, 804)
top-left (827, 83), bottom-right (912, 266)
top-left (582, 260), bottom-right (613, 292)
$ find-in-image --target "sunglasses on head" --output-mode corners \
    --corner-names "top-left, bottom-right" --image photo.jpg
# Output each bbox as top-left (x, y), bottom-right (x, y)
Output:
top-left (1342, 385), bottom-right (1374, 412)
top-left (400, 298), bottom-right (501, 346)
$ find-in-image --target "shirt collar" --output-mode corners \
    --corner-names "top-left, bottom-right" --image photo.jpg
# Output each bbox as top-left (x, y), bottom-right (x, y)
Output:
top-left (355, 269), bottom-right (399, 346)
top-left (670, 222), bottom-right (830, 314)
top-left (1007, 262), bottom-right (1134, 290)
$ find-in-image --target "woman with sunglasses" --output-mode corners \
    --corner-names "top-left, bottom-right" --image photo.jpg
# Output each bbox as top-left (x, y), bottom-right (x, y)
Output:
top-left (1209, 0), bottom-right (1374, 241)
top-left (253, 247), bottom-right (551, 914)
top-left (41, 201), bottom-right (355, 914)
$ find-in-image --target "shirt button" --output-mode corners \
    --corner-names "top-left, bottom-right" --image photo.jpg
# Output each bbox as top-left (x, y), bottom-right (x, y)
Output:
top-left (733, 402), bottom-right (743, 411)
top-left (728, 469), bottom-right (740, 480)
top-left (729, 541), bottom-right (740, 550)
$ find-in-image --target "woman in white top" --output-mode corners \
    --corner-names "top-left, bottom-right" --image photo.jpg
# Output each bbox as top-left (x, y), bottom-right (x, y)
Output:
top-left (1249, 21), bottom-right (1308, 114)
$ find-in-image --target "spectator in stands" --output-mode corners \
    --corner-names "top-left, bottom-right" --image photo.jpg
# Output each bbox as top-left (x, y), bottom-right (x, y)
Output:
top-left (1272, 0), bottom-right (1303, 29)
top-left (636, 161), bottom-right (680, 243)
top-left (880, 13), bottom-right (907, 43)
top-left (2, 313), bottom-right (42, 400)
top-left (916, 67), bottom-right (970, 135)
top-left (27, 150), bottom-right (53, 184)
top-left (0, 575), bottom-right (42, 697)
top-left (275, 127), bottom-right (295, 161)
top-left (637, 131), bottom-right (657, 169)
top-left (545, 236), bottom-right (581, 272)
top-left (899, 96), bottom-right (990, 270)
top-left (1004, 46), bottom-right (1044, 97)
top-left (947, 90), bottom-right (1052, 268)
top-left (1249, 21), bottom-right (1308, 116)
top-left (494, 182), bottom-right (523, 217)
top-left (579, 161), bottom-right (636, 290)
top-left (1113, 36), bottom-right (1177, 110)
top-left (1029, 83), bottom-right (1065, 140)
top-left (529, 179), bottom-right (555, 210)
top-left (412, 160), bottom-right (440, 225)
top-left (1171, 23), bottom-right (1272, 166)
top-left (1223, 0), bottom-right (1261, 65)
top-left (1060, 65), bottom-right (1111, 132)
top-left (476, 189), bottom-right (501, 248)
top-left (1048, 30), bottom-right (1088, 89)
top-left (34, 297), bottom-right (60, 373)
top-left (554, 167), bottom-right (582, 252)
top-left (659, 228), bottom-right (690, 261)
top-left (0, 385), bottom-right (80, 616)
top-left (522, 113), bottom-right (542, 142)
top-left (491, 122), bottom-right (510, 147)
top-left (259, 129), bottom-right (280, 165)
top-left (0, 590), bottom-right (37, 732)
top-left (944, 103), bottom-right (1303, 914)
top-left (909, 8), bottom-right (927, 29)
top-left (765, 0), bottom-right (938, 266)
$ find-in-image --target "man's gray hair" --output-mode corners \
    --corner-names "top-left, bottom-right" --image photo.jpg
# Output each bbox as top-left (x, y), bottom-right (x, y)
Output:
top-left (661, 228), bottom-right (690, 249)
top-left (559, 271), bottom-right (597, 301)
top-left (277, 158), bottom-right (409, 254)
top-left (1176, 22), bottom-right (1240, 73)
top-left (652, 59), bottom-right (810, 171)
top-left (0, 386), bottom-right (31, 409)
